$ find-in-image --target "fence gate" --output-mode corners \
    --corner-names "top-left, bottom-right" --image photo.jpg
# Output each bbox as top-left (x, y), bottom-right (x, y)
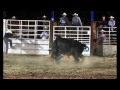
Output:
top-left (3, 19), bottom-right (50, 55)
top-left (53, 26), bottom-right (91, 56)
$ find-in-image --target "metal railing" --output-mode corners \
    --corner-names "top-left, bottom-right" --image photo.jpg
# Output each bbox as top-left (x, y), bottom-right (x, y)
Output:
top-left (53, 26), bottom-right (91, 43)
top-left (5, 19), bottom-right (50, 40)
top-left (3, 19), bottom-right (51, 55)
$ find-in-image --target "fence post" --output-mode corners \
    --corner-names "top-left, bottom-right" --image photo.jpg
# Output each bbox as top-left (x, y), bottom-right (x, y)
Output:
top-left (49, 21), bottom-right (54, 51)
top-left (91, 21), bottom-right (97, 55)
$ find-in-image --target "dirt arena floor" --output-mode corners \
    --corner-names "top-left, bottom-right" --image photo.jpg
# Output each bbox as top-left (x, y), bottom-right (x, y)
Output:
top-left (3, 54), bottom-right (117, 79)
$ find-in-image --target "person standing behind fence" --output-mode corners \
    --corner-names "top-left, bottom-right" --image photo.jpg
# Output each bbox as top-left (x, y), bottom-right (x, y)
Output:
top-left (59, 12), bottom-right (69, 37)
top-left (99, 16), bottom-right (107, 28)
top-left (98, 29), bottom-right (106, 43)
top-left (72, 13), bottom-right (82, 26)
top-left (72, 13), bottom-right (82, 37)
top-left (42, 15), bottom-right (48, 31)
top-left (108, 16), bottom-right (116, 31)
top-left (42, 15), bottom-right (47, 25)
top-left (60, 12), bottom-right (69, 26)
top-left (3, 29), bottom-right (15, 54)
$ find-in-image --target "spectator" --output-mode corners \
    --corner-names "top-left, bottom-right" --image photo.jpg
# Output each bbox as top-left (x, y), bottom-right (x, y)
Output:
top-left (98, 29), bottom-right (106, 43)
top-left (42, 15), bottom-right (47, 20)
top-left (108, 16), bottom-right (115, 31)
top-left (40, 26), bottom-right (49, 39)
top-left (60, 12), bottom-right (69, 26)
top-left (12, 16), bottom-right (16, 19)
top-left (72, 13), bottom-right (82, 26)
top-left (3, 29), bottom-right (15, 54)
top-left (99, 16), bottom-right (107, 28)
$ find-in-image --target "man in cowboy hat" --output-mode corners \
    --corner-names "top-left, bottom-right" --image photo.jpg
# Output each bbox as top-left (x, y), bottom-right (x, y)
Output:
top-left (12, 16), bottom-right (16, 19)
top-left (42, 15), bottom-right (47, 20)
top-left (98, 29), bottom-right (106, 43)
top-left (42, 15), bottom-right (47, 24)
top-left (108, 16), bottom-right (115, 28)
top-left (72, 13), bottom-right (82, 26)
top-left (60, 12), bottom-right (69, 26)
top-left (3, 29), bottom-right (16, 54)
top-left (108, 16), bottom-right (116, 40)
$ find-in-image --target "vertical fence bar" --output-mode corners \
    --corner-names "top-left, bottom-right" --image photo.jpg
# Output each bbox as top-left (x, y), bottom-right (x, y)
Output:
top-left (77, 26), bottom-right (79, 41)
top-left (109, 27), bottom-right (110, 45)
top-left (65, 26), bottom-right (66, 38)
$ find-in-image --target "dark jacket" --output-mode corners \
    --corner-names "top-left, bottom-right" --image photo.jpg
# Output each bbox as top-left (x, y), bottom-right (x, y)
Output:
top-left (4, 33), bottom-right (13, 39)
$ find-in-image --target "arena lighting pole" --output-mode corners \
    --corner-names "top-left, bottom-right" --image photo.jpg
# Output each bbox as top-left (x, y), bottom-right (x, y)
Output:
top-left (49, 11), bottom-right (54, 50)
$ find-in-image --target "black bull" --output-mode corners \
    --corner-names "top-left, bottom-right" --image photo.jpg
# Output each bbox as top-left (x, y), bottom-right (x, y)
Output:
top-left (50, 35), bottom-right (88, 62)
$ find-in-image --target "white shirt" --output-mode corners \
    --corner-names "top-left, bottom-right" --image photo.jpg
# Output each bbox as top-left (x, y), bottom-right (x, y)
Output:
top-left (40, 31), bottom-right (49, 39)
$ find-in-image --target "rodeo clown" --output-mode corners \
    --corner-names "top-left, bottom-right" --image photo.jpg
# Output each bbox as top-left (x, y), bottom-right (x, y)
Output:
top-left (3, 29), bottom-right (16, 54)
top-left (72, 13), bottom-right (82, 26)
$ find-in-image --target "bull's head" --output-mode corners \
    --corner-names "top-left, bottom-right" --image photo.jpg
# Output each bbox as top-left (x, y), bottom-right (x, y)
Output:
top-left (82, 44), bottom-right (89, 52)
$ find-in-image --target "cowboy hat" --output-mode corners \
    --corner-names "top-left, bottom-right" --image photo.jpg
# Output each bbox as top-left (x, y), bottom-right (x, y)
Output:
top-left (109, 16), bottom-right (114, 18)
top-left (100, 29), bottom-right (105, 32)
top-left (12, 16), bottom-right (16, 19)
top-left (73, 13), bottom-right (78, 16)
top-left (42, 15), bottom-right (47, 18)
top-left (6, 30), bottom-right (12, 34)
top-left (61, 12), bottom-right (67, 16)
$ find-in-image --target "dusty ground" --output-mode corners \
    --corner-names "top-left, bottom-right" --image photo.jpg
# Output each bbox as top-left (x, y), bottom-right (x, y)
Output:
top-left (3, 54), bottom-right (117, 79)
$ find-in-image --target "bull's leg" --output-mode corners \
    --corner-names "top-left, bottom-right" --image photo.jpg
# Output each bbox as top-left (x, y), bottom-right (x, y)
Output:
top-left (79, 54), bottom-right (85, 63)
top-left (55, 54), bottom-right (64, 61)
top-left (73, 54), bottom-right (80, 63)
top-left (50, 53), bottom-right (58, 61)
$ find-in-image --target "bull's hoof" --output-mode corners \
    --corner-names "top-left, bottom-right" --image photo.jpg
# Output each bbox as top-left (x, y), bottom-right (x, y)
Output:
top-left (74, 60), bottom-right (80, 63)
top-left (55, 60), bottom-right (61, 64)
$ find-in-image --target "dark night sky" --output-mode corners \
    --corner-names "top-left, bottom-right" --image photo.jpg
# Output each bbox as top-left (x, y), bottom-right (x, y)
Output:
top-left (3, 11), bottom-right (117, 22)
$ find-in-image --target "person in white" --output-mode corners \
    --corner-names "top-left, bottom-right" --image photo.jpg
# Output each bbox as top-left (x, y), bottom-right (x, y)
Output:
top-left (108, 16), bottom-right (116, 31)
top-left (108, 16), bottom-right (115, 27)
top-left (40, 26), bottom-right (49, 39)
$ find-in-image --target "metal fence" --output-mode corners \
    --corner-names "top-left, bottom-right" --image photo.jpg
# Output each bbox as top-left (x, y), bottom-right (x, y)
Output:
top-left (3, 19), bottom-right (50, 55)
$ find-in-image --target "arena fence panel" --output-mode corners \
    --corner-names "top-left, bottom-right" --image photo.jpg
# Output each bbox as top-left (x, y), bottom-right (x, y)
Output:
top-left (3, 19), bottom-right (50, 55)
